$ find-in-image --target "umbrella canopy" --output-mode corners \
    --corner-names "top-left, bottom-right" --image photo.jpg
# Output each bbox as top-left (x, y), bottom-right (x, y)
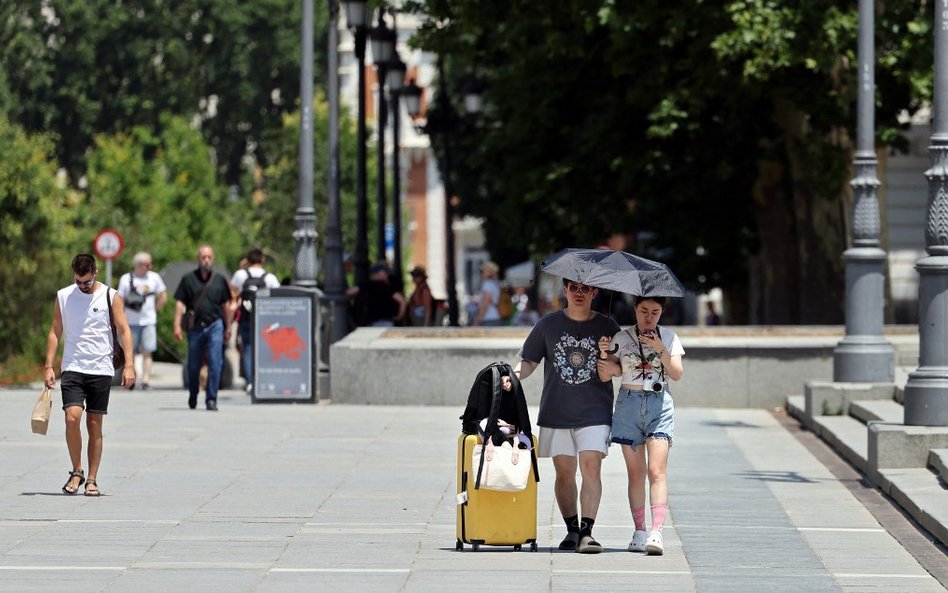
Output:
top-left (540, 248), bottom-right (684, 297)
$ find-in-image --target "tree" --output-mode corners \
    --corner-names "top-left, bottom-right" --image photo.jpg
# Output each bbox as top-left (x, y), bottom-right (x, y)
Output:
top-left (0, 0), bottom-right (320, 185)
top-left (236, 91), bottom-right (380, 278)
top-left (406, 0), bottom-right (932, 323)
top-left (0, 117), bottom-right (78, 359)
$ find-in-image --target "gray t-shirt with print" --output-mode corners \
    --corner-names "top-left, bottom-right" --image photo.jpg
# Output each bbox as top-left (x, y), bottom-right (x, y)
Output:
top-left (520, 310), bottom-right (621, 429)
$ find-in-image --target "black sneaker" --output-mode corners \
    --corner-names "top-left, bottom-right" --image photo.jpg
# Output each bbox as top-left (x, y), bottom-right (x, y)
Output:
top-left (206, 401), bottom-right (218, 411)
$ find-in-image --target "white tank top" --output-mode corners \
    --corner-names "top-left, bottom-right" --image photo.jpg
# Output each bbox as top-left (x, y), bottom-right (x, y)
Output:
top-left (58, 284), bottom-right (115, 376)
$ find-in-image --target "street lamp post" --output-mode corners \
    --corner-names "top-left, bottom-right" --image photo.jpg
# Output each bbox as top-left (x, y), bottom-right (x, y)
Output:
top-left (370, 13), bottom-right (396, 264)
top-left (904, 0), bottom-right (948, 425)
top-left (386, 53), bottom-right (407, 292)
top-left (402, 69), bottom-right (483, 327)
top-left (832, 0), bottom-right (894, 382)
top-left (323, 0), bottom-right (349, 344)
top-left (293, 0), bottom-right (318, 287)
top-left (341, 0), bottom-right (370, 288)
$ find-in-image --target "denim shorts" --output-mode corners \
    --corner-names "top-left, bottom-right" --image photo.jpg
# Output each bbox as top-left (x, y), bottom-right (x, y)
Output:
top-left (610, 387), bottom-right (674, 450)
top-left (130, 324), bottom-right (157, 353)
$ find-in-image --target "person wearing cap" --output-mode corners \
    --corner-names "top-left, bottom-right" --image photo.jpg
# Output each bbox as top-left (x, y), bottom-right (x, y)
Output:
top-left (407, 266), bottom-right (434, 326)
top-left (472, 261), bottom-right (504, 326)
top-left (347, 263), bottom-right (407, 327)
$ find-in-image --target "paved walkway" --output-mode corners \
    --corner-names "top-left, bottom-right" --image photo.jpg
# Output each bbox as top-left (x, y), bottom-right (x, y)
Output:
top-left (0, 369), bottom-right (944, 592)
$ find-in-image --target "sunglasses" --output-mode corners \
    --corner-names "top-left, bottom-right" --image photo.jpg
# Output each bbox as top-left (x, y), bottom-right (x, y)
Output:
top-left (566, 284), bottom-right (593, 295)
top-left (75, 277), bottom-right (95, 288)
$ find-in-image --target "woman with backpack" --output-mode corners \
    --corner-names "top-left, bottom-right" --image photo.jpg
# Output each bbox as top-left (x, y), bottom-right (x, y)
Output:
top-left (230, 248), bottom-right (280, 393)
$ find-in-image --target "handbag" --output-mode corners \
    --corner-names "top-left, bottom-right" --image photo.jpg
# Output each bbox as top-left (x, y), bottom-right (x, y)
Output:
top-left (31, 388), bottom-right (52, 435)
top-left (106, 288), bottom-right (126, 369)
top-left (471, 440), bottom-right (530, 492)
top-left (123, 273), bottom-right (147, 312)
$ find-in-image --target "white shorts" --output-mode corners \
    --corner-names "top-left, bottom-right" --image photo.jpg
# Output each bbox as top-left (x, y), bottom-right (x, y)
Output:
top-left (537, 425), bottom-right (610, 458)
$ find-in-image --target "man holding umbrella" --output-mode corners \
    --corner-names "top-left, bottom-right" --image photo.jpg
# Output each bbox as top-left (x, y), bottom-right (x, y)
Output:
top-left (505, 277), bottom-right (620, 553)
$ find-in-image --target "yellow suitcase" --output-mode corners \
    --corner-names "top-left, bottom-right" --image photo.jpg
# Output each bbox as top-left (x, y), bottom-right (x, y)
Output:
top-left (455, 433), bottom-right (538, 551)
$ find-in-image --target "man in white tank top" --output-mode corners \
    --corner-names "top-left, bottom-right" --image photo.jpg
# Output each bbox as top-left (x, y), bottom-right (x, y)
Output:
top-left (43, 254), bottom-right (135, 497)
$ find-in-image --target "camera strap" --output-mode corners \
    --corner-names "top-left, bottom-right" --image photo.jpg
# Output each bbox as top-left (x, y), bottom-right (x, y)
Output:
top-left (633, 325), bottom-right (666, 383)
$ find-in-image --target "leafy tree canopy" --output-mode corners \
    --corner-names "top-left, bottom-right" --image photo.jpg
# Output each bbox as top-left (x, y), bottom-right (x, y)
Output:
top-left (405, 0), bottom-right (931, 322)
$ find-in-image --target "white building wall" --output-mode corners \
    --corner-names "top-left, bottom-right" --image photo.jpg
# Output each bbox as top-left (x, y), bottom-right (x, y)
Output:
top-left (884, 122), bottom-right (930, 323)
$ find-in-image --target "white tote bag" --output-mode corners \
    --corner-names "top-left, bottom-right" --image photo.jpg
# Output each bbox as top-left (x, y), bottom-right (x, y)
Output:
top-left (472, 440), bottom-right (530, 492)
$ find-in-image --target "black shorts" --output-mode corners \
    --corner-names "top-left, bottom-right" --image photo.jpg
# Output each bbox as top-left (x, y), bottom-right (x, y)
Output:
top-left (61, 371), bottom-right (112, 415)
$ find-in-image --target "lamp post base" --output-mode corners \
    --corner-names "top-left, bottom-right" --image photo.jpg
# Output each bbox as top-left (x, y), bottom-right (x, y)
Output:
top-left (904, 255), bottom-right (948, 426)
top-left (833, 338), bottom-right (895, 383)
top-left (904, 370), bottom-right (948, 426)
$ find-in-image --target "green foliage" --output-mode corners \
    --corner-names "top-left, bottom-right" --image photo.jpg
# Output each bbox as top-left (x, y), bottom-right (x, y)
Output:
top-left (406, 0), bottom-right (933, 322)
top-left (0, 0), bottom-right (313, 183)
top-left (0, 116), bottom-right (77, 359)
top-left (238, 92), bottom-right (381, 276)
top-left (85, 114), bottom-right (244, 268)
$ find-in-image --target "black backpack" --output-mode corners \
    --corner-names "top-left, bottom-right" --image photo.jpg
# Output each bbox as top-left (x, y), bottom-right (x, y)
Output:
top-left (240, 273), bottom-right (269, 314)
top-left (460, 362), bottom-right (539, 489)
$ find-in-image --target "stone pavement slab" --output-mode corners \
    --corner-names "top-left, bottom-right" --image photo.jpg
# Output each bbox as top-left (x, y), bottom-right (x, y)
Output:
top-left (0, 385), bottom-right (942, 593)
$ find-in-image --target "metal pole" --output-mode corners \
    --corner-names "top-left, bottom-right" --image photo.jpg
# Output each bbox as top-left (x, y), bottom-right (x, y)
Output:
top-left (391, 88), bottom-right (404, 294)
top-left (293, 0), bottom-right (318, 287)
top-left (376, 63), bottom-right (388, 263)
top-left (438, 58), bottom-right (460, 326)
top-left (904, 0), bottom-right (948, 425)
top-left (353, 25), bottom-right (369, 288)
top-left (324, 0), bottom-right (349, 344)
top-left (833, 0), bottom-right (894, 382)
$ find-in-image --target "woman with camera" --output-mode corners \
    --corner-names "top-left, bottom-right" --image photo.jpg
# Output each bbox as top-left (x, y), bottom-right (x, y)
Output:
top-left (598, 296), bottom-right (684, 556)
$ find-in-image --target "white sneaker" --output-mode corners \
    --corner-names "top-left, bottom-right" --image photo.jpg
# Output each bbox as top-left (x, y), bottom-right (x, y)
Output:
top-left (627, 530), bottom-right (647, 552)
top-left (245, 383), bottom-right (253, 394)
top-left (645, 530), bottom-right (664, 555)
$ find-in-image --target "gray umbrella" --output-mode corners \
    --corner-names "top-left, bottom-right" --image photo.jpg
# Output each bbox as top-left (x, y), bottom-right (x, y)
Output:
top-left (540, 248), bottom-right (684, 297)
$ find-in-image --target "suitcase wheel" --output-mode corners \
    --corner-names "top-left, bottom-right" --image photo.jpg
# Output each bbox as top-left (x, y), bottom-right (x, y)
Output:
top-left (455, 539), bottom-right (463, 551)
top-left (530, 542), bottom-right (538, 552)
top-left (471, 542), bottom-right (481, 552)
top-left (514, 544), bottom-right (521, 551)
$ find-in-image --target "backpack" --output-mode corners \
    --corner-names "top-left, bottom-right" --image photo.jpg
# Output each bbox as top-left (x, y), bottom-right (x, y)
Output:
top-left (459, 362), bottom-right (539, 489)
top-left (497, 285), bottom-right (514, 320)
top-left (240, 273), bottom-right (269, 314)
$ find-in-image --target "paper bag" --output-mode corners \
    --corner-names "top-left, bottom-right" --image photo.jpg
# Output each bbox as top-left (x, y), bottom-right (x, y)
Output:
top-left (31, 388), bottom-right (52, 435)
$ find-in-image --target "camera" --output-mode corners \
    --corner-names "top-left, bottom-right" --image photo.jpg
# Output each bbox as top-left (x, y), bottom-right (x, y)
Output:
top-left (650, 381), bottom-right (664, 393)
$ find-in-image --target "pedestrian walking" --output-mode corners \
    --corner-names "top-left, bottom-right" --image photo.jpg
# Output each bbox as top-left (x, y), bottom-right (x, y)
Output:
top-left (172, 245), bottom-right (233, 411)
top-left (407, 266), bottom-right (433, 326)
top-left (43, 253), bottom-right (135, 497)
top-left (230, 247), bottom-right (280, 393)
top-left (116, 251), bottom-right (167, 389)
top-left (599, 296), bottom-right (684, 555)
top-left (472, 261), bottom-right (504, 326)
top-left (504, 278), bottom-right (620, 553)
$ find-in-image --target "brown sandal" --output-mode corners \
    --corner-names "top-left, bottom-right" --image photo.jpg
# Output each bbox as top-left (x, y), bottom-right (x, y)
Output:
top-left (62, 470), bottom-right (84, 495)
top-left (84, 479), bottom-right (100, 497)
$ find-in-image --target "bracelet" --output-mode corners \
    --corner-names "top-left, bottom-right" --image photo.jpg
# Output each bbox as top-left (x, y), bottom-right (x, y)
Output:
top-left (43, 365), bottom-right (53, 369)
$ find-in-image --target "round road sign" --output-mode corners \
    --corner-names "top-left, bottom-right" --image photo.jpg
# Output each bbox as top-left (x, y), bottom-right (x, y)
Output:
top-left (93, 229), bottom-right (124, 260)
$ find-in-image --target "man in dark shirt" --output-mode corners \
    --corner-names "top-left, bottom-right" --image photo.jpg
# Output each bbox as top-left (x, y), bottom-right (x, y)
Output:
top-left (347, 263), bottom-right (406, 327)
top-left (509, 278), bottom-right (620, 554)
top-left (173, 245), bottom-right (234, 411)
